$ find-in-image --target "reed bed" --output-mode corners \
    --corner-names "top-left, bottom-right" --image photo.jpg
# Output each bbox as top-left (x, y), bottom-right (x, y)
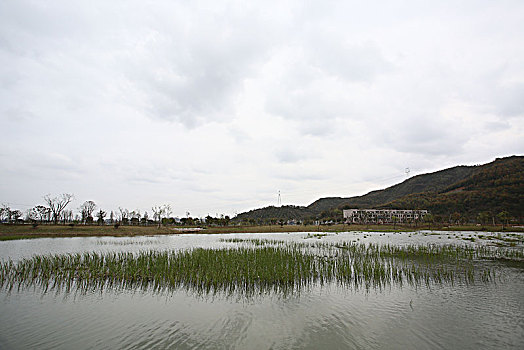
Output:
top-left (1, 241), bottom-right (521, 297)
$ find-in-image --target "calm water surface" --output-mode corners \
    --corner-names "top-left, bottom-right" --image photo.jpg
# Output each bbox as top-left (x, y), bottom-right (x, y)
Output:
top-left (1, 231), bottom-right (523, 349)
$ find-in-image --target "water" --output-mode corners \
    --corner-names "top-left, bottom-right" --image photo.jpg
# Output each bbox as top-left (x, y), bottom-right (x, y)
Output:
top-left (0, 231), bottom-right (523, 349)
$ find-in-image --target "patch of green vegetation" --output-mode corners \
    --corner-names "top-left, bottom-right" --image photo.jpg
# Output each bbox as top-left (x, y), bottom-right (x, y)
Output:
top-left (1, 241), bottom-right (520, 297)
top-left (0, 235), bottom-right (42, 241)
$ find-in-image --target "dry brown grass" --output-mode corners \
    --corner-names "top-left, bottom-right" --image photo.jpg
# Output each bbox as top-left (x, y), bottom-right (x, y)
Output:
top-left (1, 223), bottom-right (520, 241)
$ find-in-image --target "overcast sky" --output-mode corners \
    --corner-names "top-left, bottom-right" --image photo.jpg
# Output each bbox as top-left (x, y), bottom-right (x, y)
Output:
top-left (1, 0), bottom-right (523, 218)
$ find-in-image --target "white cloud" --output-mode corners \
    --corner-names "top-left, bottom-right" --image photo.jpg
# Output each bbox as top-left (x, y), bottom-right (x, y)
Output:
top-left (1, 0), bottom-right (523, 217)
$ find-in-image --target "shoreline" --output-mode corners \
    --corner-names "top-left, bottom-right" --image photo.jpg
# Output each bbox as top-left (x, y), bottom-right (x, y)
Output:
top-left (1, 223), bottom-right (522, 241)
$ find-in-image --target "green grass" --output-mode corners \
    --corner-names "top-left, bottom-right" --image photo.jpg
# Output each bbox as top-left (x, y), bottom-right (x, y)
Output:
top-left (1, 240), bottom-right (521, 297)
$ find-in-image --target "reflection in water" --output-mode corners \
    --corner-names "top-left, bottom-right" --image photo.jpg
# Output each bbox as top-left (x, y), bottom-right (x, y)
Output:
top-left (1, 276), bottom-right (523, 350)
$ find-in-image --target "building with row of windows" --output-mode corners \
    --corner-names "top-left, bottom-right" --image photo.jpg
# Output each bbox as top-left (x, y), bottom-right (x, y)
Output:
top-left (343, 209), bottom-right (428, 224)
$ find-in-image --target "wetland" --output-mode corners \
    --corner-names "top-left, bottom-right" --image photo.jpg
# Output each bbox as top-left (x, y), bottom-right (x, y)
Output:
top-left (0, 230), bottom-right (523, 349)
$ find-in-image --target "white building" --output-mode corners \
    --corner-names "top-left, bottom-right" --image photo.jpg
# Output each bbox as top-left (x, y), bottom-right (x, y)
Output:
top-left (343, 209), bottom-right (428, 224)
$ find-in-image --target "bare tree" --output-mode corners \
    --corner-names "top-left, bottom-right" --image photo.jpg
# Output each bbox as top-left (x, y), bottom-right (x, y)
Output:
top-left (61, 209), bottom-right (74, 224)
top-left (79, 201), bottom-right (97, 224)
top-left (118, 207), bottom-right (129, 225)
top-left (151, 206), bottom-right (162, 228)
top-left (44, 193), bottom-right (74, 224)
top-left (164, 205), bottom-right (172, 221)
top-left (151, 204), bottom-right (172, 228)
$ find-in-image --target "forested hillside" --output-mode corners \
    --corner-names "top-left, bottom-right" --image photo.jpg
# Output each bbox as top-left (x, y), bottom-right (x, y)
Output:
top-left (233, 156), bottom-right (523, 223)
top-left (234, 205), bottom-right (314, 224)
top-left (380, 156), bottom-right (523, 220)
top-left (308, 165), bottom-right (476, 213)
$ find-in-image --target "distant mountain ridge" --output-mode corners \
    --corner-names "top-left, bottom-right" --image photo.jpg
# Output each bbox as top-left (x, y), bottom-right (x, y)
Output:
top-left (233, 156), bottom-right (523, 222)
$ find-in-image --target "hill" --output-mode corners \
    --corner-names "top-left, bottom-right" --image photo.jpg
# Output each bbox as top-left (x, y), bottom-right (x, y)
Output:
top-left (234, 205), bottom-right (315, 224)
top-left (307, 165), bottom-right (476, 213)
top-left (233, 156), bottom-right (523, 223)
top-left (380, 156), bottom-right (523, 220)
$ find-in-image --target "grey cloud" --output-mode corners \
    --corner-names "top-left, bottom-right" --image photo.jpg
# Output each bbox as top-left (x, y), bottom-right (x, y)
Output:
top-left (461, 70), bottom-right (524, 119)
top-left (125, 12), bottom-right (273, 128)
top-left (266, 69), bottom-right (354, 136)
top-left (122, 166), bottom-right (190, 185)
top-left (185, 183), bottom-right (219, 194)
top-left (484, 121), bottom-right (510, 132)
top-left (31, 152), bottom-right (82, 174)
top-left (297, 119), bottom-right (340, 137)
top-left (126, 176), bottom-right (163, 185)
top-left (495, 83), bottom-right (524, 117)
top-left (4, 107), bottom-right (35, 122)
top-left (263, 36), bottom-right (391, 136)
top-left (0, 151), bottom-right (83, 181)
top-left (378, 116), bottom-right (468, 156)
top-left (272, 170), bottom-right (326, 182)
top-left (307, 37), bottom-right (392, 82)
top-left (275, 149), bottom-right (309, 164)
top-left (1, 1), bottom-right (275, 129)
top-left (1, 0), bottom-right (523, 218)
top-left (227, 127), bottom-right (251, 144)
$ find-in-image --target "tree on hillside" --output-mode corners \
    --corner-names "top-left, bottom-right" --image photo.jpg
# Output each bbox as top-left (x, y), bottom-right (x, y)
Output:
top-left (44, 193), bottom-right (74, 224)
top-left (79, 201), bottom-right (96, 224)
top-left (424, 213), bottom-right (434, 230)
top-left (450, 212), bottom-right (461, 226)
top-left (477, 211), bottom-right (490, 227)
top-left (497, 211), bottom-right (510, 230)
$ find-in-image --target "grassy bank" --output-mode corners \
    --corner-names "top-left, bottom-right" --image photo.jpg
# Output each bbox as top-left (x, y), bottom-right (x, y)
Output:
top-left (1, 223), bottom-right (522, 241)
top-left (0, 224), bottom-right (175, 240)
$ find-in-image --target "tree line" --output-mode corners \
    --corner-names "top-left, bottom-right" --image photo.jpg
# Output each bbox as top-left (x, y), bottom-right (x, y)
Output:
top-left (0, 194), bottom-right (231, 227)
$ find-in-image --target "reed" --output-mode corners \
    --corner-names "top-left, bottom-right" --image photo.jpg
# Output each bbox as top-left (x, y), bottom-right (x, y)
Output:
top-left (1, 241), bottom-right (521, 296)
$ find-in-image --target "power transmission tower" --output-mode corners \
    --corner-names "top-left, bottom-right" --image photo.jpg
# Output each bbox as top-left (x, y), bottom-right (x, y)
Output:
top-left (278, 191), bottom-right (281, 206)
top-left (405, 167), bottom-right (410, 178)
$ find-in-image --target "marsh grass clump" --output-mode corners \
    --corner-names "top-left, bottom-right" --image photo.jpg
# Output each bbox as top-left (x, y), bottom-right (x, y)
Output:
top-left (96, 239), bottom-right (158, 246)
top-left (0, 241), bottom-right (521, 297)
top-left (219, 238), bottom-right (287, 246)
top-left (305, 233), bottom-right (328, 239)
